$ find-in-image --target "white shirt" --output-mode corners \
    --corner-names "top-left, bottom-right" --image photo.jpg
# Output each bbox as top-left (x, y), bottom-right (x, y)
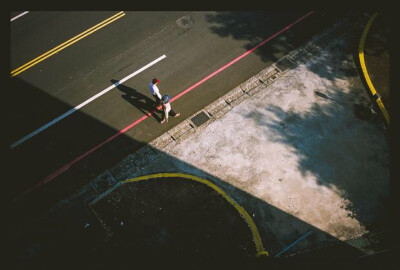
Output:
top-left (163, 102), bottom-right (171, 119)
top-left (149, 83), bottom-right (162, 99)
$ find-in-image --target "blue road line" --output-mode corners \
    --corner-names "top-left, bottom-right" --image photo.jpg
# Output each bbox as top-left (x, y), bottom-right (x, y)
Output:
top-left (275, 230), bottom-right (313, 258)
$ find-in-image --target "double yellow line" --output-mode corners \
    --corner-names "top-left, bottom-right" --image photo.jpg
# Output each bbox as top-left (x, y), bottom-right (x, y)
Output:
top-left (358, 12), bottom-right (390, 125)
top-left (11, 11), bottom-right (125, 77)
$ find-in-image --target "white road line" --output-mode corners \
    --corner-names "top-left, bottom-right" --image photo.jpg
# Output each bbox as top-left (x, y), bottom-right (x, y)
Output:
top-left (10, 54), bottom-right (167, 149)
top-left (10, 11), bottom-right (30, 22)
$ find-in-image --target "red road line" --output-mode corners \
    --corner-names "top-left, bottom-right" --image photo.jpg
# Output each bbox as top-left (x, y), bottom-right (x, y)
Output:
top-left (16, 11), bottom-right (314, 200)
top-left (171, 11), bottom-right (315, 103)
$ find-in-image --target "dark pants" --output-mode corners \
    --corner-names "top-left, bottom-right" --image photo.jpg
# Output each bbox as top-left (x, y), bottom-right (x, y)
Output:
top-left (152, 94), bottom-right (161, 106)
top-left (162, 109), bottom-right (177, 120)
top-left (169, 109), bottom-right (178, 117)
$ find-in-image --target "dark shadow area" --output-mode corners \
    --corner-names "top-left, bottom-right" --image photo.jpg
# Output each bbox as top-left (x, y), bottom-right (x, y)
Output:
top-left (314, 90), bottom-right (342, 104)
top-left (363, 13), bottom-right (390, 109)
top-left (306, 24), bottom-right (360, 82)
top-left (205, 11), bottom-right (353, 82)
top-left (7, 78), bottom-right (381, 269)
top-left (7, 75), bottom-right (75, 146)
top-left (7, 77), bottom-right (150, 221)
top-left (93, 177), bottom-right (256, 260)
top-left (348, 16), bottom-right (391, 128)
top-left (13, 172), bottom-right (371, 269)
top-left (364, 13), bottom-right (390, 58)
top-left (111, 79), bottom-right (162, 122)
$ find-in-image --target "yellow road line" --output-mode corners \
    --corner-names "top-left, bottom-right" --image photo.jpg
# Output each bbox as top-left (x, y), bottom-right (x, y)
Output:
top-left (358, 12), bottom-right (390, 125)
top-left (12, 11), bottom-right (124, 74)
top-left (123, 173), bottom-right (268, 257)
top-left (11, 11), bottom-right (125, 77)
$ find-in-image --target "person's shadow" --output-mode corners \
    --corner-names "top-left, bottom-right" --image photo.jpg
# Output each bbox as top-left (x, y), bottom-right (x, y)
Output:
top-left (111, 79), bottom-right (162, 122)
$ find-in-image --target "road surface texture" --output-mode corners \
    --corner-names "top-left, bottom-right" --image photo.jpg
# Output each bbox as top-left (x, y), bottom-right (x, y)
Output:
top-left (9, 11), bottom-right (391, 268)
top-left (9, 11), bottom-right (341, 214)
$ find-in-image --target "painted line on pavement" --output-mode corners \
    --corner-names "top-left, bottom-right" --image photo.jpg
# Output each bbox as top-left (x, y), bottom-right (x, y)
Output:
top-left (10, 54), bottom-right (167, 149)
top-left (171, 11), bottom-right (315, 103)
top-left (275, 230), bottom-right (313, 257)
top-left (11, 11), bottom-right (29, 22)
top-left (120, 173), bottom-right (268, 256)
top-left (11, 11), bottom-right (125, 77)
top-left (358, 12), bottom-right (390, 125)
top-left (15, 11), bottom-right (315, 200)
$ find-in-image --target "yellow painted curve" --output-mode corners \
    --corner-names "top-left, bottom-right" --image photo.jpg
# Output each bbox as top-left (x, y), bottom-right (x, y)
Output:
top-left (124, 173), bottom-right (268, 257)
top-left (358, 12), bottom-right (390, 125)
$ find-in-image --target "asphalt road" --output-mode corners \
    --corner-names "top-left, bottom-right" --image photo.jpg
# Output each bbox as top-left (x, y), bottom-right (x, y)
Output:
top-left (8, 11), bottom-right (340, 218)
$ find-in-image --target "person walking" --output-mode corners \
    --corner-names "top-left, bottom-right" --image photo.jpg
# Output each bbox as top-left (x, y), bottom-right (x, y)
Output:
top-left (149, 78), bottom-right (162, 108)
top-left (160, 95), bottom-right (180, 124)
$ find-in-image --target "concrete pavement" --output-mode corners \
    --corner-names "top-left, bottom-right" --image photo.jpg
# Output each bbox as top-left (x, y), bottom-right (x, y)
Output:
top-left (12, 11), bottom-right (390, 265)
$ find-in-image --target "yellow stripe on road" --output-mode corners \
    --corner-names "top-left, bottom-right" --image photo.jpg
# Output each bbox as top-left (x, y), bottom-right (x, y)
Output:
top-left (358, 12), bottom-right (390, 125)
top-left (11, 11), bottom-right (125, 77)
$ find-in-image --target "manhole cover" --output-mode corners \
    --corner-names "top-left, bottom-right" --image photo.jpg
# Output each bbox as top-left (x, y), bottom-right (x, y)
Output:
top-left (191, 111), bottom-right (210, 127)
top-left (176, 15), bottom-right (194, 29)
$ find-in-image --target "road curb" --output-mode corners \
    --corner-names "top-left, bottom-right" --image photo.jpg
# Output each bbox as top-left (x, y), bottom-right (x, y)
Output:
top-left (358, 12), bottom-right (390, 125)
